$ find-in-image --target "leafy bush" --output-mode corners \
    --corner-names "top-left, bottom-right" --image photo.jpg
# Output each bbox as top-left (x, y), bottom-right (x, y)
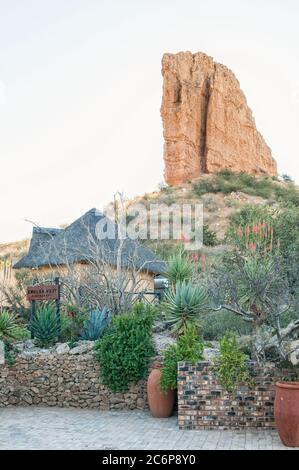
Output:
top-left (31, 304), bottom-right (60, 348)
top-left (165, 248), bottom-right (193, 285)
top-left (274, 205), bottom-right (299, 257)
top-left (95, 303), bottom-right (155, 392)
top-left (80, 306), bottom-right (111, 341)
top-left (4, 342), bottom-right (18, 367)
top-left (201, 311), bottom-right (253, 340)
top-left (0, 310), bottom-right (29, 341)
top-left (162, 282), bottom-right (210, 336)
top-left (227, 203), bottom-right (299, 289)
top-left (228, 204), bottom-right (273, 230)
top-left (275, 183), bottom-right (299, 207)
top-left (212, 332), bottom-right (253, 393)
top-left (203, 224), bottom-right (218, 246)
top-left (201, 194), bottom-right (218, 212)
top-left (192, 171), bottom-right (274, 198)
top-left (0, 270), bottom-right (32, 318)
top-left (160, 327), bottom-right (204, 392)
top-left (281, 174), bottom-right (294, 183)
top-left (60, 304), bottom-right (88, 342)
top-left (144, 240), bottom-right (181, 261)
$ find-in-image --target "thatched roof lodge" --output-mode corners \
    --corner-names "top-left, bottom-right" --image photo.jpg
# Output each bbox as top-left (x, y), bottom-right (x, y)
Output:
top-left (13, 208), bottom-right (166, 276)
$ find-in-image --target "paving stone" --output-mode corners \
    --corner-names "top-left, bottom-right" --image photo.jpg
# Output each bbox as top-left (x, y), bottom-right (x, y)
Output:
top-left (0, 407), bottom-right (297, 450)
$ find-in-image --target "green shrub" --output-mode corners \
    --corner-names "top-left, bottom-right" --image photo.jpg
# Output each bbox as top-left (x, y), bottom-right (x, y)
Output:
top-left (192, 171), bottom-right (274, 198)
top-left (162, 282), bottom-right (210, 336)
top-left (95, 303), bottom-right (155, 392)
top-left (0, 310), bottom-right (29, 342)
top-left (274, 183), bottom-right (299, 207)
top-left (160, 327), bottom-right (204, 392)
top-left (227, 203), bottom-right (299, 289)
top-left (165, 248), bottom-right (193, 285)
top-left (4, 342), bottom-right (18, 368)
top-left (203, 224), bottom-right (218, 246)
top-left (31, 304), bottom-right (60, 348)
top-left (145, 240), bottom-right (181, 261)
top-left (228, 204), bottom-right (273, 229)
top-left (60, 304), bottom-right (88, 342)
top-left (192, 171), bottom-right (299, 206)
top-left (212, 332), bottom-right (253, 393)
top-left (281, 174), bottom-right (294, 183)
top-left (201, 311), bottom-right (253, 340)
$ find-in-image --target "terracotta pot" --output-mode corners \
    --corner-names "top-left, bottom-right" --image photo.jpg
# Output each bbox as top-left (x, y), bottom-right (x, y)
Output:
top-left (274, 381), bottom-right (299, 447)
top-left (147, 368), bottom-right (175, 418)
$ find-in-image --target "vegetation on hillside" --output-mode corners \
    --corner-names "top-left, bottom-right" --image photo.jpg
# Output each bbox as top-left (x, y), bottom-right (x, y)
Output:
top-left (192, 170), bottom-right (299, 206)
top-left (0, 170), bottom-right (298, 383)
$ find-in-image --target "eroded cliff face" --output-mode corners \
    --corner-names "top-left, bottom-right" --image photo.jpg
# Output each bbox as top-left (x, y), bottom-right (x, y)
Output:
top-left (161, 52), bottom-right (277, 185)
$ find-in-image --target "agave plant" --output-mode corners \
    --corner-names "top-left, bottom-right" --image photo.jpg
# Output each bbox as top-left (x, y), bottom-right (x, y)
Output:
top-left (80, 306), bottom-right (111, 341)
top-left (31, 304), bottom-right (60, 347)
top-left (0, 310), bottom-right (29, 341)
top-left (162, 282), bottom-right (210, 336)
top-left (165, 248), bottom-right (193, 285)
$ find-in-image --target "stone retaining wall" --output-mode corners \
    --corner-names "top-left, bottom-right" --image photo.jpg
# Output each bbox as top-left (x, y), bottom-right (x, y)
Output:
top-left (178, 361), bottom-right (287, 430)
top-left (0, 347), bottom-right (150, 410)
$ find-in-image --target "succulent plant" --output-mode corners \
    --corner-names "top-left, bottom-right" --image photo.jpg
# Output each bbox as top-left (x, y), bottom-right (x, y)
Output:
top-left (162, 281), bottom-right (210, 336)
top-left (80, 306), bottom-right (111, 341)
top-left (0, 310), bottom-right (29, 342)
top-left (31, 305), bottom-right (60, 347)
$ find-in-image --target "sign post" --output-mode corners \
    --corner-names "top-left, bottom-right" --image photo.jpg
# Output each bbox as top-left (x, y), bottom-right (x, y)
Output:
top-left (27, 279), bottom-right (61, 339)
top-left (54, 277), bottom-right (61, 335)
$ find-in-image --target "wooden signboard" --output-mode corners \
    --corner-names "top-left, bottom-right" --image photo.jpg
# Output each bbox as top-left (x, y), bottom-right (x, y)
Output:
top-left (27, 284), bottom-right (59, 301)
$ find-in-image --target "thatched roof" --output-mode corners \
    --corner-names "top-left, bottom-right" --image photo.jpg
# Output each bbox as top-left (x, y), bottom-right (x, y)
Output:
top-left (13, 209), bottom-right (166, 275)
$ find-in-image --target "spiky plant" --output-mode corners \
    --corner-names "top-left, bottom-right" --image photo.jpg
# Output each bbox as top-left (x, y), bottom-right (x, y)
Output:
top-left (31, 305), bottom-right (60, 348)
top-left (237, 257), bottom-right (282, 320)
top-left (80, 306), bottom-right (111, 341)
top-left (162, 282), bottom-right (210, 336)
top-left (0, 310), bottom-right (29, 342)
top-left (165, 249), bottom-right (193, 285)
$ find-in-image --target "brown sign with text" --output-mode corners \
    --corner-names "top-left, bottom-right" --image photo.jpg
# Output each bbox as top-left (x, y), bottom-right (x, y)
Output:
top-left (27, 285), bottom-right (59, 301)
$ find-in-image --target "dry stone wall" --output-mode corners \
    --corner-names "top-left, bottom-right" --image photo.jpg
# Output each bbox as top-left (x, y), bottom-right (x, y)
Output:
top-left (0, 341), bottom-right (149, 410)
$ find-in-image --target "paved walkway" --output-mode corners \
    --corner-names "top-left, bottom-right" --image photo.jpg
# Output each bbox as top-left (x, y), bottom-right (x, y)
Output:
top-left (0, 407), bottom-right (295, 450)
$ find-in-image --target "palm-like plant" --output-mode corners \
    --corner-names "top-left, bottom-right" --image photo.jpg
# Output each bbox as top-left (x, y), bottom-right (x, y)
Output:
top-left (162, 282), bottom-right (210, 336)
top-left (165, 249), bottom-right (193, 285)
top-left (237, 257), bottom-right (286, 321)
top-left (31, 305), bottom-right (60, 347)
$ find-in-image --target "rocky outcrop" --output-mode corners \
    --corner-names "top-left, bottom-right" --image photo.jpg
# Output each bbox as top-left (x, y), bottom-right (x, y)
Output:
top-left (161, 51), bottom-right (277, 185)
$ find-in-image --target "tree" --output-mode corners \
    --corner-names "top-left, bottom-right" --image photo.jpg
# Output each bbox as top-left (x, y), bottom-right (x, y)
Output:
top-left (208, 252), bottom-right (298, 362)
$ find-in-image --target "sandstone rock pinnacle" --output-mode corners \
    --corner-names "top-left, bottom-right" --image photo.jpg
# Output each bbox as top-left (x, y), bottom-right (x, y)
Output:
top-left (161, 51), bottom-right (277, 185)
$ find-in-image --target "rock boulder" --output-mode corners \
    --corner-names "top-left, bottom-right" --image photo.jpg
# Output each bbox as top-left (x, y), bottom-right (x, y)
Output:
top-left (161, 51), bottom-right (277, 185)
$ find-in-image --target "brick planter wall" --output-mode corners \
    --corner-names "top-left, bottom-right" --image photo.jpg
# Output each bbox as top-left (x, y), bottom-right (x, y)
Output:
top-left (178, 361), bottom-right (287, 430)
top-left (0, 351), bottom-right (155, 410)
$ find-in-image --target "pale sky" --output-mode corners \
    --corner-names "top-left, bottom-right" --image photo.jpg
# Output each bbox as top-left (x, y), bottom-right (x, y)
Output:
top-left (0, 0), bottom-right (298, 244)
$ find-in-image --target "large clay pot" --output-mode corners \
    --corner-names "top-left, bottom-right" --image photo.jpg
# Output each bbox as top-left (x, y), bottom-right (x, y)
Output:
top-left (147, 368), bottom-right (175, 418)
top-left (274, 381), bottom-right (299, 447)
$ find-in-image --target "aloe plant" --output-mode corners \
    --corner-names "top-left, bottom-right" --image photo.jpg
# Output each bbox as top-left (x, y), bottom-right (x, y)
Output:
top-left (80, 306), bottom-right (111, 341)
top-left (162, 282), bottom-right (210, 336)
top-left (165, 248), bottom-right (193, 285)
top-left (0, 310), bottom-right (29, 341)
top-left (31, 305), bottom-right (60, 347)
